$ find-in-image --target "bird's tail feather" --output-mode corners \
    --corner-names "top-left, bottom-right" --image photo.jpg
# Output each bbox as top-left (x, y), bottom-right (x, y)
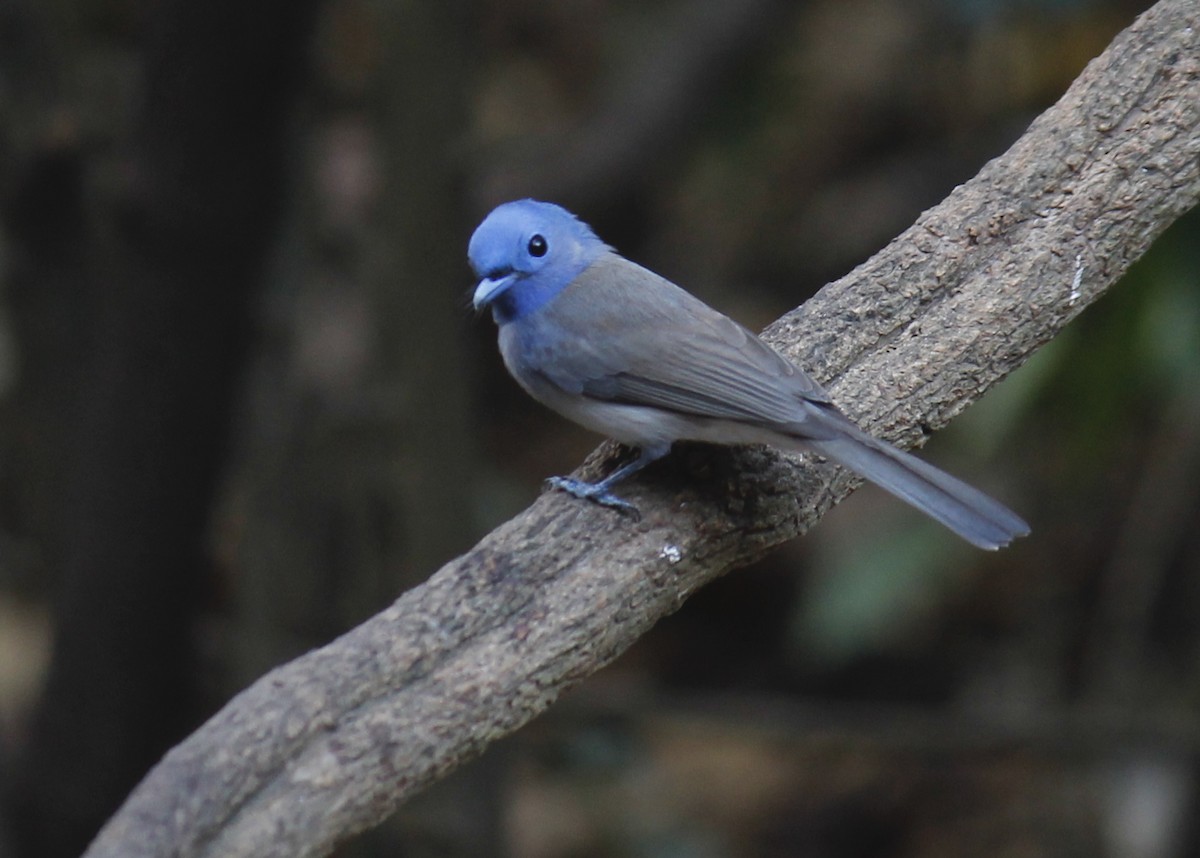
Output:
top-left (806, 429), bottom-right (1029, 550)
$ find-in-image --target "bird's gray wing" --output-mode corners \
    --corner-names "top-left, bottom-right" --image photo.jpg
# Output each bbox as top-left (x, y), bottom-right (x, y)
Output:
top-left (532, 253), bottom-right (832, 428)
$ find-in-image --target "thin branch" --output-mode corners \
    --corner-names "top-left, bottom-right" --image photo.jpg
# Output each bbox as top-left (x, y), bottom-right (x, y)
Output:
top-left (86, 2), bottom-right (1200, 856)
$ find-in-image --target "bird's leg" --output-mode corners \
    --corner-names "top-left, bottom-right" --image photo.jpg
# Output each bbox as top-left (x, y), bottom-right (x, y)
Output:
top-left (546, 443), bottom-right (670, 517)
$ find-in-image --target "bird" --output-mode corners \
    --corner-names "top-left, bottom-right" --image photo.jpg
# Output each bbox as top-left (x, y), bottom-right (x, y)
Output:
top-left (469, 199), bottom-right (1029, 550)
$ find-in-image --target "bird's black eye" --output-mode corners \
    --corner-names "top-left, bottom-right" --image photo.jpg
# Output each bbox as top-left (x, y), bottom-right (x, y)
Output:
top-left (527, 234), bottom-right (548, 257)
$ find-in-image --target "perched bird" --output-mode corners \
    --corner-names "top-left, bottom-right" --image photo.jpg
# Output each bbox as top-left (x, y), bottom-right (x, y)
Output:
top-left (470, 199), bottom-right (1029, 550)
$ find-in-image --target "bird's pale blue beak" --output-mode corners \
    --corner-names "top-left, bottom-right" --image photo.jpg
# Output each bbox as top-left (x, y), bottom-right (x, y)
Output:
top-left (472, 272), bottom-right (518, 311)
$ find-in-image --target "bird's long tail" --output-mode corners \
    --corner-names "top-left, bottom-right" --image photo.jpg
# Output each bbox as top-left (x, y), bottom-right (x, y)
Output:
top-left (806, 427), bottom-right (1029, 550)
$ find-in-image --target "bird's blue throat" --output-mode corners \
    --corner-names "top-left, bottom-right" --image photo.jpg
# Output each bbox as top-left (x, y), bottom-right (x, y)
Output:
top-left (488, 276), bottom-right (567, 325)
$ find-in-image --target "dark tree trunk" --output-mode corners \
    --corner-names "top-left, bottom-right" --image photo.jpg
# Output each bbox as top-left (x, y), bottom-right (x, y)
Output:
top-left (10, 2), bottom-right (321, 855)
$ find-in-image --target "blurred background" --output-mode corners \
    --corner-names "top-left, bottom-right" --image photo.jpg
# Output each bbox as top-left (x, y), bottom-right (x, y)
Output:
top-left (1, 0), bottom-right (1198, 856)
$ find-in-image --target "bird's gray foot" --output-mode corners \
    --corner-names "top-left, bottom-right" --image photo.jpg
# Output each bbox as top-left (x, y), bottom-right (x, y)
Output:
top-left (546, 475), bottom-right (641, 518)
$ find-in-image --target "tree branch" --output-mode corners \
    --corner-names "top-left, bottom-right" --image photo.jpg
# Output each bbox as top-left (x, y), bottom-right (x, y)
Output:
top-left (86, 2), bottom-right (1200, 856)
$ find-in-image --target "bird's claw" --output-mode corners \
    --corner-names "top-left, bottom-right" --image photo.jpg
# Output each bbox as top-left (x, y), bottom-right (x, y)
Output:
top-left (546, 476), bottom-right (641, 520)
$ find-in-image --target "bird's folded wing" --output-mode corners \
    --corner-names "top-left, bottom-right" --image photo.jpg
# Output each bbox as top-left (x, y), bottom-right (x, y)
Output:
top-left (535, 254), bottom-right (832, 427)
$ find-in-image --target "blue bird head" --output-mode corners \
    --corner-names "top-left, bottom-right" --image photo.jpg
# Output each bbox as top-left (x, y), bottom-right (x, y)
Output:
top-left (469, 199), bottom-right (609, 324)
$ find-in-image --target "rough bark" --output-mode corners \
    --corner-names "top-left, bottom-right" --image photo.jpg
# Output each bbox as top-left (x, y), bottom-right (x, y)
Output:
top-left (86, 1), bottom-right (1200, 856)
